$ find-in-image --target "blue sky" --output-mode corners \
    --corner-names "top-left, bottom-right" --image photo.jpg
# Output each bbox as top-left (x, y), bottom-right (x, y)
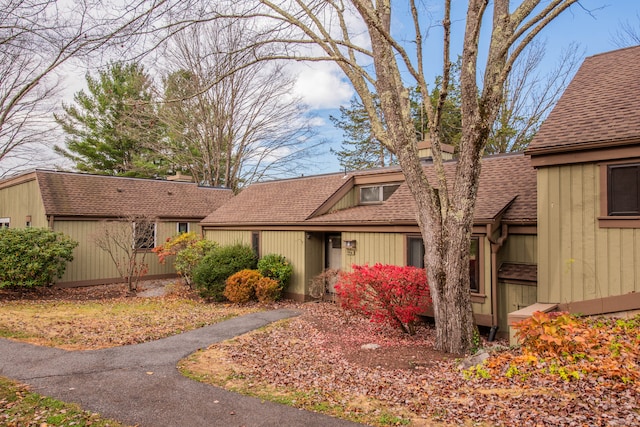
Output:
top-left (48, 2), bottom-right (639, 179)
top-left (305, 1), bottom-right (640, 175)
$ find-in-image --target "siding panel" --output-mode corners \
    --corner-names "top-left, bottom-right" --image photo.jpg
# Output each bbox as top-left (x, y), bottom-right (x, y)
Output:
top-left (262, 231), bottom-right (307, 296)
top-left (538, 163), bottom-right (640, 306)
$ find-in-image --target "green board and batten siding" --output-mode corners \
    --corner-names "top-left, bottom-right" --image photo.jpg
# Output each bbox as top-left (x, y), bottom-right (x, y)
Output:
top-left (261, 231), bottom-right (309, 297)
top-left (54, 220), bottom-right (180, 284)
top-left (0, 179), bottom-right (47, 228)
top-left (204, 230), bottom-right (253, 246)
top-left (537, 163), bottom-right (640, 305)
top-left (340, 232), bottom-right (405, 269)
top-left (498, 234), bottom-right (538, 333)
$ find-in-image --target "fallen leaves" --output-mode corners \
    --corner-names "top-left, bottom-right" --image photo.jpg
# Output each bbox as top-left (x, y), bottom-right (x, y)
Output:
top-left (185, 302), bottom-right (640, 427)
top-left (0, 282), bottom-right (260, 350)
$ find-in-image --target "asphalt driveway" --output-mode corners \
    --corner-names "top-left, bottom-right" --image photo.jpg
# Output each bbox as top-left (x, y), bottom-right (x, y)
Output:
top-left (0, 309), bottom-right (364, 426)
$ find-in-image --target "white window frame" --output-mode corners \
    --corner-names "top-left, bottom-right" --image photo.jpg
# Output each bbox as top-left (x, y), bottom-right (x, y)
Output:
top-left (0, 217), bottom-right (10, 228)
top-left (177, 222), bottom-right (190, 234)
top-left (133, 221), bottom-right (156, 250)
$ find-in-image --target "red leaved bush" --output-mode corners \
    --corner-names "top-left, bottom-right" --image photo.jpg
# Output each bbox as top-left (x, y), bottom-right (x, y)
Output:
top-left (334, 264), bottom-right (431, 335)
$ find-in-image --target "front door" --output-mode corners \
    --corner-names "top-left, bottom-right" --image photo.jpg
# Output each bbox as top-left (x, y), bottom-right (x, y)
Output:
top-left (325, 234), bottom-right (342, 293)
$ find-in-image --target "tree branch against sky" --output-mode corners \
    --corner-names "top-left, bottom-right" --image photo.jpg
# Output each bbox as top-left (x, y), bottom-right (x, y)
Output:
top-left (0, 0), bottom-right (197, 177)
top-left (196, 0), bottom-right (583, 354)
top-left (156, 19), bottom-right (321, 191)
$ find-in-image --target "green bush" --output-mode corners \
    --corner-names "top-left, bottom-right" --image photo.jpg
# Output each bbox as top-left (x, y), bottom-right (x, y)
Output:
top-left (193, 243), bottom-right (257, 301)
top-left (224, 269), bottom-right (262, 303)
top-left (257, 254), bottom-right (293, 289)
top-left (255, 276), bottom-right (282, 303)
top-left (174, 239), bottom-right (217, 287)
top-left (0, 228), bottom-right (78, 288)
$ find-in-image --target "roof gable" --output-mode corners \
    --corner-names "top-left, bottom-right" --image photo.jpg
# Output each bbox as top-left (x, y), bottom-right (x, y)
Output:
top-left (205, 153), bottom-right (537, 227)
top-left (527, 46), bottom-right (640, 155)
top-left (35, 170), bottom-right (232, 218)
top-left (201, 173), bottom-right (353, 225)
top-left (309, 154), bottom-right (536, 225)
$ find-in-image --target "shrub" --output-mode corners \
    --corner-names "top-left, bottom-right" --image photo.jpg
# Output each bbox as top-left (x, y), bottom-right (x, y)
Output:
top-left (334, 264), bottom-right (430, 335)
top-left (257, 254), bottom-right (293, 289)
top-left (192, 243), bottom-right (257, 301)
top-left (255, 276), bottom-right (282, 303)
top-left (224, 269), bottom-right (262, 303)
top-left (308, 269), bottom-right (341, 300)
top-left (0, 228), bottom-right (78, 288)
top-left (475, 312), bottom-right (640, 384)
top-left (154, 233), bottom-right (218, 288)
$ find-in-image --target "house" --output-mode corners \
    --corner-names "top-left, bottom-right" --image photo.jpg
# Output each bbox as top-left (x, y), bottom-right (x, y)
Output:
top-left (203, 46), bottom-right (640, 337)
top-left (0, 170), bottom-right (232, 287)
top-left (517, 45), bottom-right (640, 327)
top-left (201, 151), bottom-right (538, 335)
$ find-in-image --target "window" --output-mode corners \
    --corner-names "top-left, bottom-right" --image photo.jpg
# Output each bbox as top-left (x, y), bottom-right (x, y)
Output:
top-left (407, 236), bottom-right (425, 268)
top-left (134, 222), bottom-right (156, 250)
top-left (252, 232), bottom-right (260, 256)
top-left (607, 163), bottom-right (640, 216)
top-left (177, 222), bottom-right (189, 234)
top-left (469, 237), bottom-right (480, 293)
top-left (407, 235), bottom-right (480, 293)
top-left (359, 184), bottom-right (400, 204)
top-left (0, 218), bottom-right (9, 228)
top-left (599, 161), bottom-right (640, 228)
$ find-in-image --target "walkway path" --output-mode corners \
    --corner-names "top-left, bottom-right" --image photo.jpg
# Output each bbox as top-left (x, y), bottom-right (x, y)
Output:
top-left (0, 309), bottom-right (364, 427)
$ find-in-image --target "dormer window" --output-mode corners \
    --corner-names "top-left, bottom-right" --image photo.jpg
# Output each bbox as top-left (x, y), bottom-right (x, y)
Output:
top-left (359, 184), bottom-right (400, 204)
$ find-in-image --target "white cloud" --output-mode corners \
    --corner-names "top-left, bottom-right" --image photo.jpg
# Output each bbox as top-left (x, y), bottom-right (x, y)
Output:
top-left (291, 63), bottom-right (353, 109)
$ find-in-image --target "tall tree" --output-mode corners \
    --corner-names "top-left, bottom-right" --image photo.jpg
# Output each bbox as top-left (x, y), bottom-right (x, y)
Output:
top-left (155, 20), bottom-right (320, 190)
top-left (205, 0), bottom-right (584, 354)
top-left (0, 0), bottom-right (100, 176)
top-left (54, 62), bottom-right (166, 178)
top-left (0, 0), bottom-right (180, 177)
top-left (333, 42), bottom-right (579, 164)
top-left (330, 96), bottom-right (395, 170)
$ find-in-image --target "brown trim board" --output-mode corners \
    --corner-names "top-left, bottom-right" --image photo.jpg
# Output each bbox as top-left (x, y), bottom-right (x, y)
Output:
top-left (557, 292), bottom-right (640, 317)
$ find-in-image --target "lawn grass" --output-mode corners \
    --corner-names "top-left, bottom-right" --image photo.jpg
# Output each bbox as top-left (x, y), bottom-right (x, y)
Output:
top-left (0, 297), bottom-right (261, 349)
top-left (0, 376), bottom-right (127, 426)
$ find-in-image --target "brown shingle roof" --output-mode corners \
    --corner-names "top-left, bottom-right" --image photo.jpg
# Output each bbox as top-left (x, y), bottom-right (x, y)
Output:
top-left (308, 153), bottom-right (536, 225)
top-left (527, 46), bottom-right (640, 154)
top-left (35, 170), bottom-right (232, 218)
top-left (204, 153), bottom-right (536, 227)
top-left (498, 263), bottom-right (537, 283)
top-left (201, 173), bottom-right (353, 225)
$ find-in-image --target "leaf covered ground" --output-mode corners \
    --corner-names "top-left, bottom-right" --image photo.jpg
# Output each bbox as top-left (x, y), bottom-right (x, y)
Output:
top-left (0, 376), bottom-right (125, 427)
top-left (182, 302), bottom-right (640, 427)
top-left (1, 282), bottom-right (639, 426)
top-left (0, 280), bottom-right (260, 349)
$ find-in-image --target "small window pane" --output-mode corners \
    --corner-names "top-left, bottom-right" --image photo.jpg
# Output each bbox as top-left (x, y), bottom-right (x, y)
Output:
top-left (360, 186), bottom-right (381, 203)
top-left (134, 222), bottom-right (155, 249)
top-left (469, 238), bottom-right (480, 292)
top-left (252, 232), bottom-right (260, 256)
top-left (608, 164), bottom-right (640, 216)
top-left (177, 222), bottom-right (189, 234)
top-left (407, 236), bottom-right (424, 268)
top-left (382, 184), bottom-right (400, 201)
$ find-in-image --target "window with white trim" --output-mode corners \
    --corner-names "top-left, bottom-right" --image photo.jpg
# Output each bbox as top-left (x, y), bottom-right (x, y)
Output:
top-left (177, 222), bottom-right (189, 234)
top-left (0, 217), bottom-right (9, 228)
top-left (134, 222), bottom-right (156, 250)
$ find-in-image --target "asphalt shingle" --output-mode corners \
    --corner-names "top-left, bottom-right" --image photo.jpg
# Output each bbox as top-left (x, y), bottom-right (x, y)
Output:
top-left (527, 46), bottom-right (640, 154)
top-left (36, 170), bottom-right (232, 219)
